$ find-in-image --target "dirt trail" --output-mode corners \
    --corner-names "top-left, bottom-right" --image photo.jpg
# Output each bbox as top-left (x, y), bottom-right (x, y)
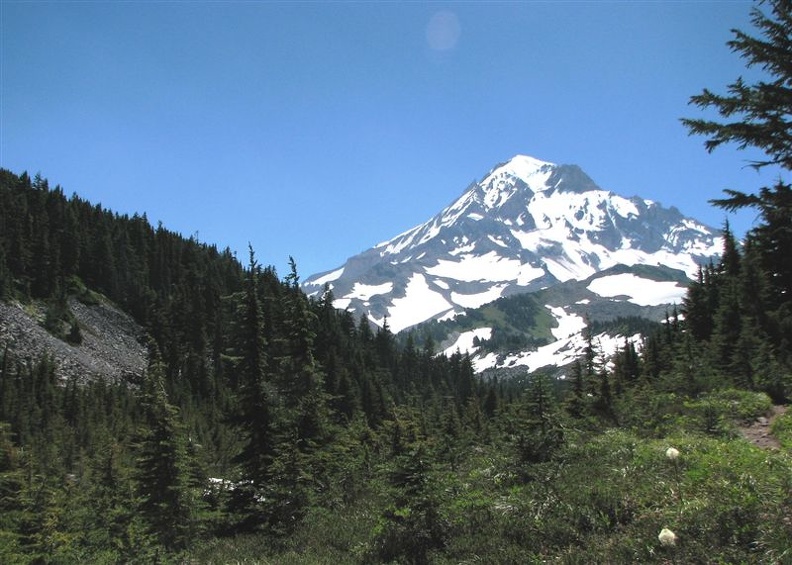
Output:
top-left (739, 405), bottom-right (787, 449)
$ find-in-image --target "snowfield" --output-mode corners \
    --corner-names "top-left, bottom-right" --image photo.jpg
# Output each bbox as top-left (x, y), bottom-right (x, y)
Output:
top-left (471, 329), bottom-right (643, 375)
top-left (426, 251), bottom-right (543, 284)
top-left (450, 285), bottom-right (508, 309)
top-left (345, 281), bottom-right (394, 301)
top-left (587, 274), bottom-right (687, 306)
top-left (376, 274), bottom-right (453, 333)
top-left (442, 327), bottom-right (493, 357)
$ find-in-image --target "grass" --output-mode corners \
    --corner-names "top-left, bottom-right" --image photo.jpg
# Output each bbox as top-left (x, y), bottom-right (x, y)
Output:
top-left (771, 409), bottom-right (792, 449)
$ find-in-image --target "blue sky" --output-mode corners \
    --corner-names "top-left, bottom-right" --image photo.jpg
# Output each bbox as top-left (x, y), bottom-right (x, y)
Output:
top-left (1, 1), bottom-right (780, 278)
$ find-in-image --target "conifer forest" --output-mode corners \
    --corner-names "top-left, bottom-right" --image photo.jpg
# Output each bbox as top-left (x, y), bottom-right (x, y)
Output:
top-left (2, 1), bottom-right (792, 562)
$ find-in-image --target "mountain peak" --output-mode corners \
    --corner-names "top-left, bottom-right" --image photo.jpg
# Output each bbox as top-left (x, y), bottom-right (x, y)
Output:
top-left (496, 154), bottom-right (556, 173)
top-left (304, 156), bottom-right (721, 334)
top-left (481, 155), bottom-right (557, 195)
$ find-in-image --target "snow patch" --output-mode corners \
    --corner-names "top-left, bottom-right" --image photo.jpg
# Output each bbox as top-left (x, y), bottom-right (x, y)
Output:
top-left (310, 267), bottom-right (344, 286)
top-left (442, 327), bottom-right (493, 357)
top-left (427, 251), bottom-right (541, 283)
top-left (610, 196), bottom-right (639, 219)
top-left (449, 242), bottom-right (476, 256)
top-left (451, 285), bottom-right (507, 309)
top-left (384, 274), bottom-right (454, 333)
top-left (488, 235), bottom-right (509, 248)
top-left (437, 310), bottom-right (459, 322)
top-left (333, 298), bottom-right (352, 310)
top-left (547, 305), bottom-right (587, 340)
top-left (473, 352), bottom-right (499, 372)
top-left (587, 274), bottom-right (687, 306)
top-left (344, 281), bottom-right (394, 301)
top-left (492, 331), bottom-right (641, 374)
top-left (547, 257), bottom-right (596, 282)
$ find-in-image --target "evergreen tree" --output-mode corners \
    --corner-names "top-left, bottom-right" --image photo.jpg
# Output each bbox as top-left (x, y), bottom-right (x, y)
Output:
top-left (83, 440), bottom-right (141, 561)
top-left (483, 382), bottom-right (499, 419)
top-left (134, 358), bottom-right (203, 551)
top-left (370, 443), bottom-right (447, 565)
top-left (683, 265), bottom-right (716, 342)
top-left (228, 247), bottom-right (278, 530)
top-left (261, 258), bottom-right (332, 533)
top-left (515, 372), bottom-right (564, 465)
top-left (683, 0), bottom-right (792, 354)
top-left (278, 257), bottom-right (330, 448)
top-left (681, 0), bottom-right (792, 170)
top-left (0, 422), bottom-right (25, 560)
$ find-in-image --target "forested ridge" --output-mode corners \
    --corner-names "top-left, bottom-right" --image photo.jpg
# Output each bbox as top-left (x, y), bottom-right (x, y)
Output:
top-left (3, 1), bottom-right (792, 562)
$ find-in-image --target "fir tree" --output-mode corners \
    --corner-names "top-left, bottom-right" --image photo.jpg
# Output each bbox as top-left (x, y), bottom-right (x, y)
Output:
top-left (683, 265), bottom-right (715, 342)
top-left (516, 373), bottom-right (564, 465)
top-left (229, 247), bottom-right (278, 530)
top-left (682, 0), bottom-right (792, 171)
top-left (134, 358), bottom-right (203, 551)
top-left (683, 0), bottom-right (792, 355)
top-left (279, 257), bottom-right (330, 448)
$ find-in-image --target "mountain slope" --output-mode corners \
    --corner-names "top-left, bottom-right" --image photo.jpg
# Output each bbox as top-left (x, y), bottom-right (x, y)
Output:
top-left (426, 263), bottom-right (687, 376)
top-left (0, 295), bottom-right (147, 383)
top-left (304, 155), bottom-right (720, 333)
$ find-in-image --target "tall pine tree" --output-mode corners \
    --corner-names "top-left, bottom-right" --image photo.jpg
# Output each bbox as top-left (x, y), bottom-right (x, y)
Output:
top-left (682, 0), bottom-right (792, 362)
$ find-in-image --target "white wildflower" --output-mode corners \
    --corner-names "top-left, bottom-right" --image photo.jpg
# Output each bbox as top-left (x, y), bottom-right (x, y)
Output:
top-left (658, 527), bottom-right (677, 546)
top-left (666, 447), bottom-right (680, 460)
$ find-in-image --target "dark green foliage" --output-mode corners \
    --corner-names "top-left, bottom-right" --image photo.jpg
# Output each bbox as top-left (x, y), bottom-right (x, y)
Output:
top-left (683, 0), bottom-right (792, 367)
top-left (134, 358), bottom-right (204, 551)
top-left (510, 373), bottom-right (565, 467)
top-left (682, 264), bottom-right (716, 342)
top-left (226, 249), bottom-right (279, 531)
top-left (368, 444), bottom-right (448, 564)
top-left (681, 0), bottom-right (792, 171)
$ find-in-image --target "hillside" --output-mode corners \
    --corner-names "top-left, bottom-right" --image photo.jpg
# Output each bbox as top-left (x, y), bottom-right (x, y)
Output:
top-left (419, 263), bottom-right (684, 377)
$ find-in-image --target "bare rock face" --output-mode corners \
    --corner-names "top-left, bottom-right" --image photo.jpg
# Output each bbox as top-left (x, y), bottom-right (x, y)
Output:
top-left (0, 296), bottom-right (147, 383)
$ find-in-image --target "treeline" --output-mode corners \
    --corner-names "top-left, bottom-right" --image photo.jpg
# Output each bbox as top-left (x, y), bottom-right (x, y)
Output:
top-left (0, 168), bottom-right (244, 387)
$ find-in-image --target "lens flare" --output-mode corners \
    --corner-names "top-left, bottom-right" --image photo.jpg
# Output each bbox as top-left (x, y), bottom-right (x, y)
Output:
top-left (426, 11), bottom-right (461, 52)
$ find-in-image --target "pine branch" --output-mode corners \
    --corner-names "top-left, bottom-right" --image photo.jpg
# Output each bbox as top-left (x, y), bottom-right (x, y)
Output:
top-left (709, 189), bottom-right (762, 212)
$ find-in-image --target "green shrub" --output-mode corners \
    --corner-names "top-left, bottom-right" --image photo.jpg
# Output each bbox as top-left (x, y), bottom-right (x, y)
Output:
top-left (770, 409), bottom-right (792, 449)
top-left (704, 389), bottom-right (774, 421)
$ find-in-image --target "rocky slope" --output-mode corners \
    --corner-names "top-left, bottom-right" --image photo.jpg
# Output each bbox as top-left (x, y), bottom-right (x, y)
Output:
top-left (0, 296), bottom-right (147, 383)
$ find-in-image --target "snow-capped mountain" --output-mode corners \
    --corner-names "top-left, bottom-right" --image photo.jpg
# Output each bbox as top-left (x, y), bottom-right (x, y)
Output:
top-left (304, 155), bottom-right (721, 334)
